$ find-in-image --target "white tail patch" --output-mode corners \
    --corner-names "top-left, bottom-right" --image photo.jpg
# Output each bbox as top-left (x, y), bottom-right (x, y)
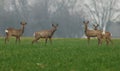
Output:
top-left (33, 32), bottom-right (36, 36)
top-left (5, 30), bottom-right (8, 33)
top-left (102, 31), bottom-right (105, 35)
top-left (111, 33), bottom-right (112, 36)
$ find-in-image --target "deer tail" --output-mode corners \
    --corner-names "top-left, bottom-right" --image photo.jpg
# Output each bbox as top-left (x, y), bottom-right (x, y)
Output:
top-left (110, 33), bottom-right (112, 36)
top-left (5, 29), bottom-right (8, 33)
top-left (33, 32), bottom-right (36, 36)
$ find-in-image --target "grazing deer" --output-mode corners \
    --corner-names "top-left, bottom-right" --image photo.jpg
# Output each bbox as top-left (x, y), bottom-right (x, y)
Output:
top-left (32, 24), bottom-right (58, 45)
top-left (5, 21), bottom-right (27, 43)
top-left (83, 21), bottom-right (102, 45)
top-left (93, 24), bottom-right (113, 45)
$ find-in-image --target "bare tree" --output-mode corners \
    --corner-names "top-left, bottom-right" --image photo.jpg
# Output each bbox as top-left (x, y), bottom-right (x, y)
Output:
top-left (14, 0), bottom-right (30, 21)
top-left (84, 0), bottom-right (120, 34)
top-left (48, 0), bottom-right (83, 37)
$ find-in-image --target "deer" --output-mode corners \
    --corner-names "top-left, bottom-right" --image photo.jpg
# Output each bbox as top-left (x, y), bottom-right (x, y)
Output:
top-left (93, 24), bottom-right (113, 45)
top-left (32, 24), bottom-right (58, 45)
top-left (5, 21), bottom-right (27, 43)
top-left (83, 21), bottom-right (103, 45)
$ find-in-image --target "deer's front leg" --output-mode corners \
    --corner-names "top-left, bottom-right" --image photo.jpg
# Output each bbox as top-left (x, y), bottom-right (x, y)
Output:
top-left (49, 38), bottom-right (52, 44)
top-left (18, 37), bottom-right (21, 43)
top-left (15, 37), bottom-right (18, 43)
top-left (45, 38), bottom-right (48, 45)
top-left (87, 37), bottom-right (90, 44)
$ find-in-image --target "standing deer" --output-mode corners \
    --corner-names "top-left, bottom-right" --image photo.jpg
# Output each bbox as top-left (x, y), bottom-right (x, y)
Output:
top-left (93, 24), bottom-right (113, 45)
top-left (83, 21), bottom-right (102, 45)
top-left (32, 24), bottom-right (58, 45)
top-left (5, 21), bottom-right (27, 43)
top-left (93, 24), bottom-right (99, 30)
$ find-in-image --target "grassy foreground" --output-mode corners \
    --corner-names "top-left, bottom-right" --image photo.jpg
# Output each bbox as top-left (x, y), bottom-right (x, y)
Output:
top-left (0, 37), bottom-right (120, 71)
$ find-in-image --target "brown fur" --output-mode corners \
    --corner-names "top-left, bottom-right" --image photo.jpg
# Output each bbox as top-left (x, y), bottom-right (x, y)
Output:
top-left (5, 21), bottom-right (27, 43)
top-left (93, 24), bottom-right (113, 45)
top-left (32, 24), bottom-right (58, 45)
top-left (83, 21), bottom-right (102, 45)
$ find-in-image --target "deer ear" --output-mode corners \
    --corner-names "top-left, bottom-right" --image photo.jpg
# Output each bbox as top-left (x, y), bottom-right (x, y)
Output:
top-left (97, 24), bottom-right (99, 26)
top-left (20, 22), bottom-right (22, 24)
top-left (87, 21), bottom-right (89, 23)
top-left (83, 21), bottom-right (86, 24)
top-left (56, 24), bottom-right (58, 27)
top-left (52, 24), bottom-right (54, 26)
top-left (93, 24), bottom-right (95, 27)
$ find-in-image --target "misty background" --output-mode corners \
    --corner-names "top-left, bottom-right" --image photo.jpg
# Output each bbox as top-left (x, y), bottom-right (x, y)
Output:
top-left (0, 0), bottom-right (120, 38)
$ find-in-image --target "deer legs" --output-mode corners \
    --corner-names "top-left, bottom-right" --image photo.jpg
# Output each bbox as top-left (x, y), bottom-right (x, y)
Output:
top-left (87, 37), bottom-right (90, 44)
top-left (97, 34), bottom-right (102, 46)
top-left (86, 35), bottom-right (102, 46)
top-left (105, 37), bottom-right (113, 45)
top-left (32, 37), bottom-right (40, 44)
top-left (45, 38), bottom-right (52, 45)
top-left (108, 38), bottom-right (113, 44)
top-left (5, 35), bottom-right (21, 44)
top-left (49, 38), bottom-right (52, 44)
top-left (98, 38), bottom-right (102, 45)
top-left (45, 37), bottom-right (53, 45)
top-left (16, 36), bottom-right (20, 43)
top-left (32, 37), bottom-right (53, 45)
top-left (45, 38), bottom-right (48, 45)
top-left (5, 35), bottom-right (10, 44)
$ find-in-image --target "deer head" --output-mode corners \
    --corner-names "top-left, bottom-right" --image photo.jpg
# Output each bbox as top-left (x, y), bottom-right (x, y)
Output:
top-left (51, 24), bottom-right (58, 31)
top-left (93, 24), bottom-right (99, 30)
top-left (83, 21), bottom-right (89, 24)
top-left (20, 21), bottom-right (27, 27)
top-left (83, 21), bottom-right (89, 32)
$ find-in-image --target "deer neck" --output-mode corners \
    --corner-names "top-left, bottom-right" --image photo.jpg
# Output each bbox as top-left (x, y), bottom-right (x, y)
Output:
top-left (84, 25), bottom-right (88, 33)
top-left (20, 25), bottom-right (25, 35)
top-left (50, 27), bottom-right (56, 35)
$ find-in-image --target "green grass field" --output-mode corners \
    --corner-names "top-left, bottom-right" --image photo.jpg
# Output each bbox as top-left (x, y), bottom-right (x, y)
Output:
top-left (0, 37), bottom-right (120, 71)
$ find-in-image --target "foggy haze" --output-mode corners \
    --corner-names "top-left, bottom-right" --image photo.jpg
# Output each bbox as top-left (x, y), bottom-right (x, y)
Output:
top-left (0, 0), bottom-right (120, 38)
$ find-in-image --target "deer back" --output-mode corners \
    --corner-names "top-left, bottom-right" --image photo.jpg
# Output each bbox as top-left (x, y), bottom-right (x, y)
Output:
top-left (36, 30), bottom-right (52, 38)
top-left (85, 29), bottom-right (101, 37)
top-left (34, 24), bottom-right (58, 38)
top-left (7, 28), bottom-right (23, 36)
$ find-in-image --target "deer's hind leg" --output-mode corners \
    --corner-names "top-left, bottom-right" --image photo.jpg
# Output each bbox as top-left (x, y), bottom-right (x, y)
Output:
top-left (5, 34), bottom-right (10, 44)
top-left (5, 36), bottom-right (8, 43)
top-left (97, 38), bottom-right (100, 45)
top-left (18, 37), bottom-right (21, 43)
top-left (97, 35), bottom-right (102, 46)
top-left (105, 37), bottom-right (109, 45)
top-left (16, 36), bottom-right (21, 43)
top-left (45, 38), bottom-right (48, 45)
top-left (32, 37), bottom-right (40, 44)
top-left (108, 37), bottom-right (113, 45)
top-left (87, 37), bottom-right (90, 44)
